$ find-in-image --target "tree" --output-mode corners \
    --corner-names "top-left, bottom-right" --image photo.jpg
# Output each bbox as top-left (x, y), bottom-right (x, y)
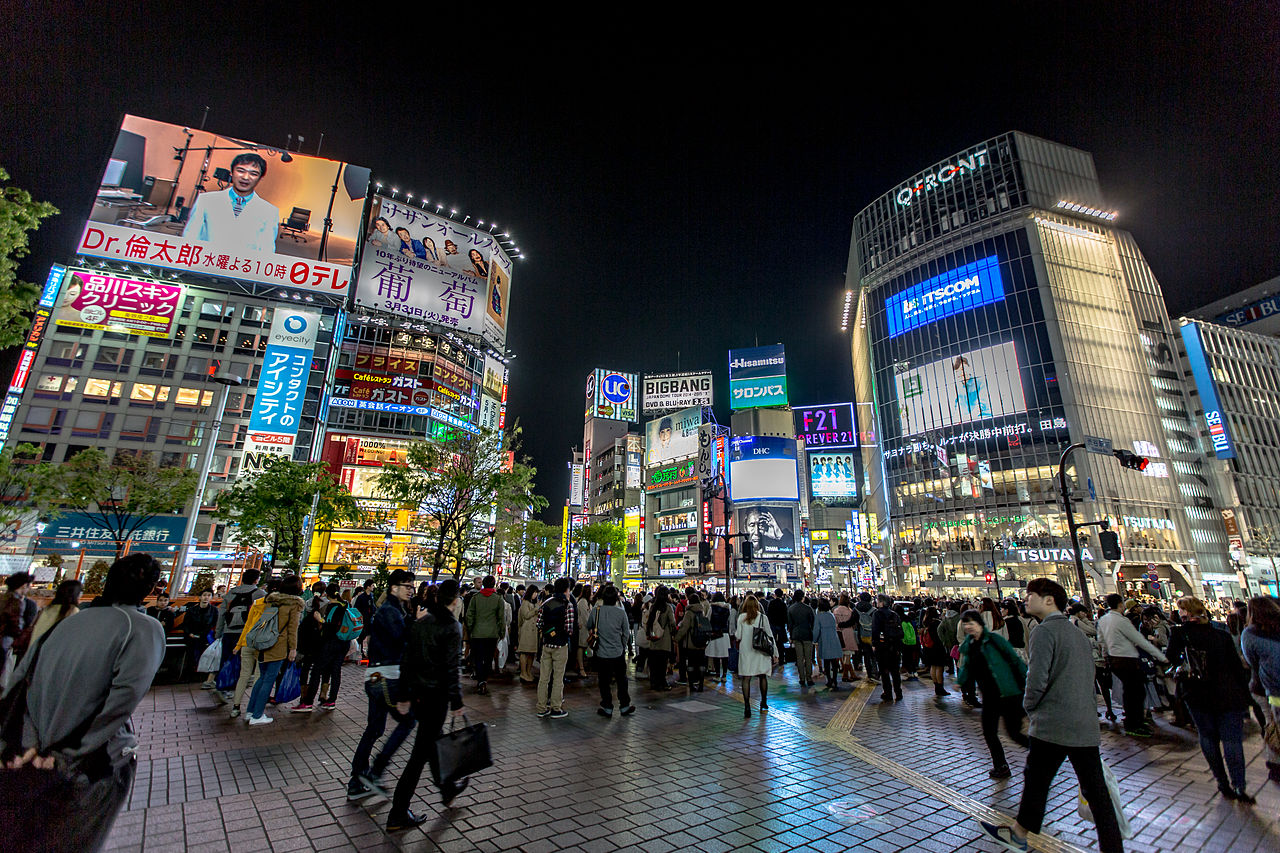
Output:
top-left (0, 167), bottom-right (59, 349)
top-left (52, 449), bottom-right (197, 558)
top-left (496, 512), bottom-right (560, 579)
top-left (83, 559), bottom-right (111, 595)
top-left (579, 520), bottom-right (627, 583)
top-left (373, 425), bottom-right (547, 582)
top-left (0, 442), bottom-right (60, 528)
top-left (215, 455), bottom-right (361, 575)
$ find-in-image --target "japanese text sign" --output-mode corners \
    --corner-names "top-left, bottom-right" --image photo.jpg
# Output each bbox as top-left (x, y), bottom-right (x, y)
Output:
top-left (53, 270), bottom-right (181, 338)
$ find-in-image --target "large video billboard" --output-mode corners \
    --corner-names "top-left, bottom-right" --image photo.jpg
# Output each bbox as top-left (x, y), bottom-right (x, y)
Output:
top-left (807, 452), bottom-right (858, 503)
top-left (896, 341), bottom-right (1026, 436)
top-left (643, 372), bottom-right (713, 412)
top-left (77, 115), bottom-right (367, 296)
top-left (735, 504), bottom-right (798, 558)
top-left (354, 195), bottom-right (514, 349)
top-left (729, 436), bottom-right (799, 501)
top-left (645, 406), bottom-right (703, 467)
top-left (729, 345), bottom-right (787, 410)
top-left (885, 254), bottom-right (1005, 338)
top-left (585, 369), bottom-right (638, 422)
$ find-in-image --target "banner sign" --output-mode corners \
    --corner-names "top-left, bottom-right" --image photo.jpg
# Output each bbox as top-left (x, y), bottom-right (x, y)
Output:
top-left (885, 253), bottom-right (1005, 338)
top-left (1180, 322), bottom-right (1237, 459)
top-left (354, 195), bottom-right (514, 349)
top-left (794, 402), bottom-right (858, 449)
top-left (647, 458), bottom-right (698, 491)
top-left (333, 368), bottom-right (429, 407)
top-left (729, 345), bottom-right (788, 410)
top-left (643, 371), bottom-right (712, 412)
top-left (38, 512), bottom-right (186, 553)
top-left (655, 509), bottom-right (699, 534)
top-left (240, 307), bottom-right (319, 473)
top-left (585, 368), bottom-right (638, 422)
top-left (645, 406), bottom-right (703, 467)
top-left (53, 270), bottom-right (181, 338)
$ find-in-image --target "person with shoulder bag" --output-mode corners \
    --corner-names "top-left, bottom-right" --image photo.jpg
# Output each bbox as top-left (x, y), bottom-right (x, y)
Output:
top-left (587, 586), bottom-right (635, 717)
top-left (644, 588), bottom-right (676, 692)
top-left (734, 595), bottom-right (778, 717)
top-left (0, 555), bottom-right (166, 853)
top-left (675, 591), bottom-right (710, 692)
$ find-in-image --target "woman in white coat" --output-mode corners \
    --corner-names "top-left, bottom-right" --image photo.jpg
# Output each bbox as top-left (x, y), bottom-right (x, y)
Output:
top-left (735, 594), bottom-right (778, 718)
top-left (704, 593), bottom-right (736, 680)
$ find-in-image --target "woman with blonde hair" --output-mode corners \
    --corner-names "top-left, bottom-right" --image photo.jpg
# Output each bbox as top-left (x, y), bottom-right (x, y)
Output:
top-left (734, 595), bottom-right (778, 718)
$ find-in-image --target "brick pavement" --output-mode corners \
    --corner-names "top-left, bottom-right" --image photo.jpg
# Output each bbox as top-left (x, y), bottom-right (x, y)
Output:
top-left (104, 659), bottom-right (1279, 852)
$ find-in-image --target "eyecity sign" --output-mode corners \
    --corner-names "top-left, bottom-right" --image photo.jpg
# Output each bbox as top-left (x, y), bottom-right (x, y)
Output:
top-left (895, 148), bottom-right (990, 206)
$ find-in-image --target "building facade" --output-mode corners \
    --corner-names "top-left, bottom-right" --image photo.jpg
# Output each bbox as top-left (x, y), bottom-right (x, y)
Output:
top-left (847, 132), bottom-right (1228, 599)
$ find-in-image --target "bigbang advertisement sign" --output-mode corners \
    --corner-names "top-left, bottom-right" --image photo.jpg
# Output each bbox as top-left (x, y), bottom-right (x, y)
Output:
top-left (77, 115), bottom-right (366, 296)
top-left (355, 195), bottom-right (514, 349)
top-left (645, 406), bottom-right (703, 467)
top-left (896, 341), bottom-right (1026, 437)
top-left (643, 372), bottom-right (713, 412)
top-left (884, 254), bottom-right (1005, 338)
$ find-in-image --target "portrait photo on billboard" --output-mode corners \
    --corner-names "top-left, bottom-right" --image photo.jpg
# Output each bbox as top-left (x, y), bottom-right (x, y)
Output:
top-left (735, 505), bottom-right (798, 558)
top-left (52, 269), bottom-right (182, 338)
top-left (80, 115), bottom-right (368, 273)
top-left (356, 195), bottom-right (514, 349)
top-left (896, 341), bottom-right (1026, 436)
top-left (645, 406), bottom-right (703, 467)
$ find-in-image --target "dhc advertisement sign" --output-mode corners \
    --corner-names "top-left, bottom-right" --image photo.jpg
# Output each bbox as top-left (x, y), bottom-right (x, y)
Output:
top-left (885, 254), bottom-right (1005, 338)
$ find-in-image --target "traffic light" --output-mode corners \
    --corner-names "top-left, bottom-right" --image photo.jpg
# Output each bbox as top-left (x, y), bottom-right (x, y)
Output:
top-left (1099, 530), bottom-right (1122, 560)
top-left (741, 541), bottom-right (754, 563)
top-left (1112, 450), bottom-right (1149, 471)
top-left (207, 358), bottom-right (222, 377)
top-left (698, 540), bottom-right (712, 565)
top-left (984, 572), bottom-right (994, 584)
top-left (1117, 570), bottom-right (1124, 581)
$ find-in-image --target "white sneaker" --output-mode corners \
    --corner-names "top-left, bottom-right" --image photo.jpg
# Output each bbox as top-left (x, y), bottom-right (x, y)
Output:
top-left (248, 714), bottom-right (274, 726)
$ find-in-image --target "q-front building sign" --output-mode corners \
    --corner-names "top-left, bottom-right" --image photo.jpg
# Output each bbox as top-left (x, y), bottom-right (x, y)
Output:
top-left (896, 147), bottom-right (991, 207)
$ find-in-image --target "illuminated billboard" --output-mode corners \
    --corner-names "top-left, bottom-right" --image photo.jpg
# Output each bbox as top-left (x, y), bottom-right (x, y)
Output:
top-left (643, 372), bottom-right (713, 412)
top-left (77, 115), bottom-right (367, 296)
top-left (585, 369), bottom-right (638, 422)
top-left (729, 436), bottom-right (799, 501)
top-left (729, 345), bottom-right (787, 410)
top-left (656, 509), bottom-right (699, 534)
top-left (896, 341), bottom-right (1026, 436)
top-left (884, 254), bottom-right (1005, 338)
top-left (645, 406), bottom-right (703, 467)
top-left (354, 194), bottom-right (515, 349)
top-left (1180, 321), bottom-right (1237, 459)
top-left (239, 307), bottom-right (321, 475)
top-left (794, 402), bottom-right (857, 450)
top-left (807, 452), bottom-right (858, 503)
top-left (735, 504), bottom-right (798, 558)
top-left (647, 458), bottom-right (697, 491)
top-left (52, 270), bottom-right (182, 338)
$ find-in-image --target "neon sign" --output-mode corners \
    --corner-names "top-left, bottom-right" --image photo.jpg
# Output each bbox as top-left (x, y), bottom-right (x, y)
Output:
top-left (885, 254), bottom-right (1005, 337)
top-left (895, 148), bottom-right (989, 206)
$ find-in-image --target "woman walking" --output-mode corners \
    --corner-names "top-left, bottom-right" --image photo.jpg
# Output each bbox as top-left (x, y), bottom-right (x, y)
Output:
top-left (1168, 596), bottom-right (1254, 802)
top-left (956, 609), bottom-right (1029, 779)
top-left (921, 606), bottom-right (952, 699)
top-left (833, 594), bottom-right (858, 683)
top-left (1241, 595), bottom-right (1280, 784)
top-left (705, 593), bottom-right (735, 679)
top-left (516, 585), bottom-right (540, 684)
top-left (813, 598), bottom-right (843, 689)
top-left (243, 575), bottom-right (304, 726)
top-left (644, 587), bottom-right (676, 691)
top-left (735, 594), bottom-right (778, 717)
top-left (675, 590), bottom-right (710, 691)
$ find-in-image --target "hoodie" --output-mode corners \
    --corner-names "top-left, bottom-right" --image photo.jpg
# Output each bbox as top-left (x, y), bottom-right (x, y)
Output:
top-left (465, 587), bottom-right (505, 639)
top-left (215, 583), bottom-right (266, 638)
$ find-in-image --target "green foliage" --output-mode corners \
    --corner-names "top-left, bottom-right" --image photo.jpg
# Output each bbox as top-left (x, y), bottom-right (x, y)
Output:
top-left (0, 167), bottom-right (58, 349)
top-left (191, 570), bottom-right (216, 595)
top-left (330, 564), bottom-right (353, 583)
top-left (369, 563), bottom-right (391, 598)
top-left (579, 520), bottom-right (627, 581)
top-left (497, 513), bottom-right (561, 578)
top-left (53, 449), bottom-right (197, 558)
top-left (83, 559), bottom-right (111, 595)
top-left (0, 442), bottom-right (61, 528)
top-left (214, 455), bottom-right (360, 573)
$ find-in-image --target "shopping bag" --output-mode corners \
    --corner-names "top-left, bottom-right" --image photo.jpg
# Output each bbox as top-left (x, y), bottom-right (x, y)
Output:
top-left (433, 716), bottom-right (493, 787)
top-left (196, 643), bottom-right (222, 674)
top-left (1077, 757), bottom-right (1133, 839)
top-left (274, 663), bottom-right (302, 704)
top-left (215, 653), bottom-right (241, 691)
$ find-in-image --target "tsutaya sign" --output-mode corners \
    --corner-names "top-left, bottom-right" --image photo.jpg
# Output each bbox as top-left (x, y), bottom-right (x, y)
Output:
top-left (1013, 546), bottom-right (1094, 563)
top-left (895, 147), bottom-right (991, 206)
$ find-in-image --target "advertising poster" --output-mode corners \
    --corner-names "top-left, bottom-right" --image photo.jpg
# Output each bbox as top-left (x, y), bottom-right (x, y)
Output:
top-left (38, 512), bottom-right (186, 554)
top-left (585, 369), bottom-right (638, 422)
top-left (896, 341), bottom-right (1026, 436)
top-left (240, 307), bottom-right (320, 475)
top-left (645, 405), bottom-right (703, 467)
top-left (729, 436), bottom-right (799, 501)
top-left (794, 402), bottom-right (858, 449)
top-left (728, 345), bottom-right (788, 410)
top-left (78, 114), bottom-right (366, 296)
top-left (479, 395), bottom-right (501, 430)
top-left (355, 195), bottom-right (514, 349)
top-left (656, 509), bottom-right (699, 534)
top-left (807, 452), bottom-right (858, 502)
top-left (483, 356), bottom-right (505, 399)
top-left (643, 371), bottom-right (713, 412)
top-left (735, 505), bottom-right (798, 558)
top-left (884, 253), bottom-right (1005, 338)
top-left (51, 270), bottom-right (182, 338)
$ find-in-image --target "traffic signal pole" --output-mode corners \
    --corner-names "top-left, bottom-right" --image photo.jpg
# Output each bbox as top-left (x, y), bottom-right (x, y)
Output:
top-left (1057, 442), bottom-right (1094, 616)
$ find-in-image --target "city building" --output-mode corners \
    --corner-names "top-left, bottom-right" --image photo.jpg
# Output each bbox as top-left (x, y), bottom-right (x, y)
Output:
top-left (845, 132), bottom-right (1229, 600)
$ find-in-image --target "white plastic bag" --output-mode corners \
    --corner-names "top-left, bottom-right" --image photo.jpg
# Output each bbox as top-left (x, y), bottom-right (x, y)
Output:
top-left (1077, 757), bottom-right (1133, 839)
top-left (196, 642), bottom-right (222, 673)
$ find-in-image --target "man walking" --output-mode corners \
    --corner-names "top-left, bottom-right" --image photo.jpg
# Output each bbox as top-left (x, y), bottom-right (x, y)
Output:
top-left (980, 579), bottom-right (1124, 853)
top-left (767, 588), bottom-right (789, 653)
top-left (535, 577), bottom-right (575, 719)
top-left (855, 592), bottom-right (879, 683)
top-left (464, 575), bottom-right (505, 694)
top-left (1097, 592), bottom-right (1168, 737)
top-left (787, 591), bottom-right (816, 687)
top-left (213, 569), bottom-right (265, 703)
top-left (870, 594), bottom-right (904, 702)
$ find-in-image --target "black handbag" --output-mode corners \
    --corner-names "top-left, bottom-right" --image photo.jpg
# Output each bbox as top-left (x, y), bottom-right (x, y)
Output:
top-left (433, 715), bottom-right (492, 787)
top-left (752, 625), bottom-right (775, 654)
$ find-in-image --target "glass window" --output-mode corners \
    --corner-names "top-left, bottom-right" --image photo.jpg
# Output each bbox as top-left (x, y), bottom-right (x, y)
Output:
top-left (35, 375), bottom-right (64, 392)
top-left (83, 378), bottom-right (122, 400)
top-left (140, 352), bottom-right (171, 371)
top-left (130, 383), bottom-right (159, 402)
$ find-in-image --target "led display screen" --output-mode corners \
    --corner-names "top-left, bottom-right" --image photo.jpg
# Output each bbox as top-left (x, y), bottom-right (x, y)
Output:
top-left (794, 402), bottom-right (857, 449)
top-left (806, 452), bottom-right (858, 502)
top-left (729, 436), bottom-right (799, 501)
top-left (735, 504), bottom-right (798, 558)
top-left (884, 254), bottom-right (1005, 338)
top-left (645, 406), bottom-right (703, 467)
top-left (896, 341), bottom-right (1026, 436)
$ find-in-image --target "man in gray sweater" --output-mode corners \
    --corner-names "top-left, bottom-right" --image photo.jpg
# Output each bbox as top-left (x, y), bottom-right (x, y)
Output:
top-left (3, 554), bottom-right (165, 851)
top-left (980, 578), bottom-right (1124, 853)
top-left (586, 585), bottom-right (634, 717)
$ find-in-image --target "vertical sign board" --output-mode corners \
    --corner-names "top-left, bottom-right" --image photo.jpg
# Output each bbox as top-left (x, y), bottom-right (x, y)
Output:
top-left (240, 308), bottom-right (321, 475)
top-left (1, 266), bottom-right (66, 443)
top-left (697, 423), bottom-right (717, 489)
top-left (1179, 322), bottom-right (1237, 459)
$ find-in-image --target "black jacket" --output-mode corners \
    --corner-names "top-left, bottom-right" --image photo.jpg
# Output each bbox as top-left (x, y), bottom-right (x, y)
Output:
top-left (766, 597), bottom-right (788, 628)
top-left (1166, 621), bottom-right (1251, 714)
top-left (181, 602), bottom-right (218, 642)
top-left (870, 607), bottom-right (903, 648)
top-left (401, 605), bottom-right (463, 711)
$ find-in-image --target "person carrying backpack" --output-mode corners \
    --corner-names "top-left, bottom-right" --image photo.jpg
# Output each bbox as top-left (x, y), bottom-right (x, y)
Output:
top-left (535, 577), bottom-right (576, 719)
top-left (855, 592), bottom-right (880, 682)
top-left (241, 575), bottom-right (304, 725)
top-left (212, 569), bottom-right (266, 704)
top-left (870, 595), bottom-right (904, 702)
top-left (675, 591), bottom-right (711, 692)
top-left (705, 593), bottom-right (734, 679)
top-left (899, 605), bottom-right (921, 681)
top-left (294, 582), bottom-right (359, 712)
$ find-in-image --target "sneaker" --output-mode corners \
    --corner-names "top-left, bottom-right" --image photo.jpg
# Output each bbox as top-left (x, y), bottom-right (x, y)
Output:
top-left (386, 809), bottom-right (427, 832)
top-left (212, 690), bottom-right (228, 705)
top-left (229, 707), bottom-right (240, 719)
top-left (978, 820), bottom-right (1027, 852)
top-left (441, 776), bottom-right (469, 806)
top-left (248, 714), bottom-right (274, 726)
top-left (989, 764), bottom-right (1012, 780)
top-left (320, 701), bottom-right (337, 710)
top-left (597, 707), bottom-right (613, 717)
top-left (290, 703), bottom-right (313, 713)
top-left (537, 708), bottom-right (551, 718)
top-left (200, 681), bottom-right (216, 690)
top-left (358, 773), bottom-right (389, 801)
top-left (620, 705), bottom-right (636, 716)
top-left (347, 779), bottom-right (375, 801)
top-left (549, 709), bottom-right (568, 719)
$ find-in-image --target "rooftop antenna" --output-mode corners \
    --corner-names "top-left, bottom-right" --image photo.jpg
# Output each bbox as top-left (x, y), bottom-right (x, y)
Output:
top-left (317, 132), bottom-right (324, 156)
top-left (199, 106), bottom-right (209, 131)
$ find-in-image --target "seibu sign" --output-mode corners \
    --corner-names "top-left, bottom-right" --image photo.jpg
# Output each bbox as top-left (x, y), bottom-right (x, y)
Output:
top-left (895, 147), bottom-right (990, 207)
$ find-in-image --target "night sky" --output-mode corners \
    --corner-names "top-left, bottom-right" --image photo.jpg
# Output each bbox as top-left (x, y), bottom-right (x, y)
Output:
top-left (3, 5), bottom-right (1278, 519)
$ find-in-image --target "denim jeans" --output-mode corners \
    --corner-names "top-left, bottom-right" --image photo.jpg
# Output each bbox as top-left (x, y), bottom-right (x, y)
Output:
top-left (351, 678), bottom-right (416, 781)
top-left (246, 659), bottom-right (284, 718)
top-left (1187, 707), bottom-right (1246, 790)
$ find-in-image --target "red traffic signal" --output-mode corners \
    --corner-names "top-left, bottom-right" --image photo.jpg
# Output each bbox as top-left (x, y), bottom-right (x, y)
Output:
top-left (984, 572), bottom-right (994, 584)
top-left (1113, 450), bottom-right (1149, 471)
